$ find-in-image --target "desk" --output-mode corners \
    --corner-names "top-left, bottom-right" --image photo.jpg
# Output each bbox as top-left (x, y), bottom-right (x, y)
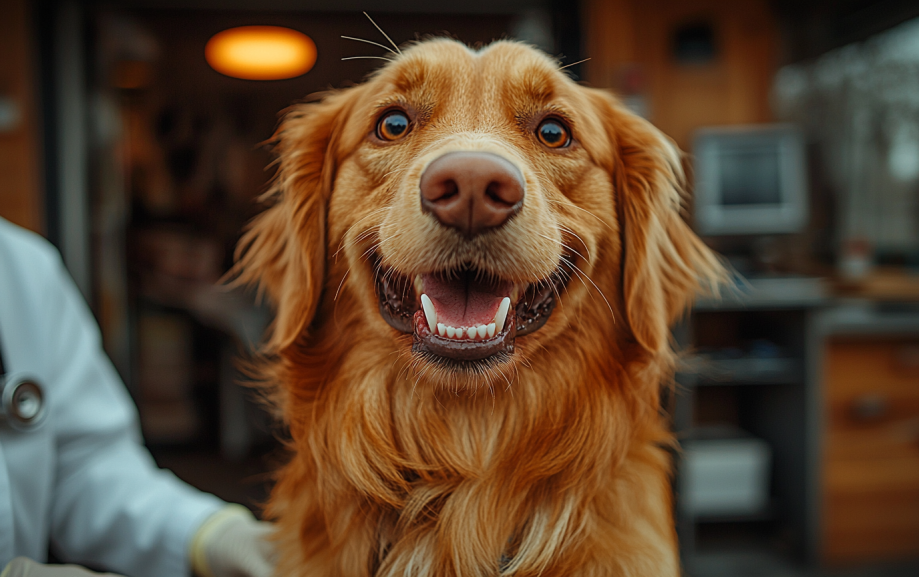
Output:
top-left (674, 276), bottom-right (827, 572)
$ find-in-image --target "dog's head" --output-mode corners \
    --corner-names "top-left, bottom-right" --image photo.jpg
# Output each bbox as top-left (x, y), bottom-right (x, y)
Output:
top-left (236, 39), bottom-right (722, 382)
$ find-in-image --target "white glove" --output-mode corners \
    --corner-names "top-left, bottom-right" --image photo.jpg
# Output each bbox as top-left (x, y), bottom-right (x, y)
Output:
top-left (0, 558), bottom-right (124, 577)
top-left (190, 505), bottom-right (276, 577)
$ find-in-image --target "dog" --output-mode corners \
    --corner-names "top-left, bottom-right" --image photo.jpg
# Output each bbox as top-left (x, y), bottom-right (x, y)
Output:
top-left (234, 38), bottom-right (723, 577)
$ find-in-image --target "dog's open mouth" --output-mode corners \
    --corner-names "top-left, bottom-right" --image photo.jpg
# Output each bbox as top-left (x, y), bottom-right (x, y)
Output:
top-left (375, 257), bottom-right (570, 366)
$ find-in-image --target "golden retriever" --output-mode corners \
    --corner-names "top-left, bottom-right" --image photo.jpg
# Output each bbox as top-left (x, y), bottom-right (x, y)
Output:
top-left (235, 38), bottom-right (723, 577)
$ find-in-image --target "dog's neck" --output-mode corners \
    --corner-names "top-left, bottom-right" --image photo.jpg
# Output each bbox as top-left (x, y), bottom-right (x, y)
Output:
top-left (268, 299), bottom-right (671, 576)
top-left (282, 315), bottom-right (656, 491)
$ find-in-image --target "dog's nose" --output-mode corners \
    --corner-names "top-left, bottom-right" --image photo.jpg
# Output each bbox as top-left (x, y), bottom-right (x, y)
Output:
top-left (419, 152), bottom-right (525, 236)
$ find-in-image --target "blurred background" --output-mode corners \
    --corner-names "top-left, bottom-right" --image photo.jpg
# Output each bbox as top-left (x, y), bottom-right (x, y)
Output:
top-left (1, 0), bottom-right (918, 575)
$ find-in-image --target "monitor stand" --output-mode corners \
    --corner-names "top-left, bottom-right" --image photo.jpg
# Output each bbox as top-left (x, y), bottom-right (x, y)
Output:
top-left (704, 234), bottom-right (807, 279)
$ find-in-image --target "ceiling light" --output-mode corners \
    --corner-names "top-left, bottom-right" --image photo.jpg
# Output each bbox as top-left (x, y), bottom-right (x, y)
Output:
top-left (206, 26), bottom-right (316, 80)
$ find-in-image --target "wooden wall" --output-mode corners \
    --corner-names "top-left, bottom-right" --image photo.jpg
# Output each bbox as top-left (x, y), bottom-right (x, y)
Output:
top-left (0, 0), bottom-right (42, 233)
top-left (582, 0), bottom-right (777, 150)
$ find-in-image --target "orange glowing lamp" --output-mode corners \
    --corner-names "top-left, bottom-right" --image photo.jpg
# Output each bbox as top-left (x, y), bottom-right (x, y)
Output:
top-left (206, 26), bottom-right (317, 80)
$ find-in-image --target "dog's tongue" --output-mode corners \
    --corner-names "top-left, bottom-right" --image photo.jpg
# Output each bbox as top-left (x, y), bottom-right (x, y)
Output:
top-left (422, 273), bottom-right (510, 327)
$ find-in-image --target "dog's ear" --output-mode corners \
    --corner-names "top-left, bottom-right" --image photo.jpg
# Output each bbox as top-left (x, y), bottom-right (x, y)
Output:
top-left (233, 89), bottom-right (360, 352)
top-left (589, 91), bottom-right (724, 354)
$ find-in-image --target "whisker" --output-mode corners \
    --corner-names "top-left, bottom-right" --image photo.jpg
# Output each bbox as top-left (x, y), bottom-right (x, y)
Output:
top-left (411, 362), bottom-right (426, 399)
top-left (559, 225), bottom-right (592, 263)
top-left (534, 232), bottom-right (587, 263)
top-left (390, 353), bottom-right (407, 381)
top-left (361, 240), bottom-right (381, 260)
top-left (511, 361), bottom-right (521, 393)
top-left (556, 267), bottom-right (575, 303)
top-left (335, 216), bottom-right (388, 257)
top-left (561, 255), bottom-right (615, 321)
top-left (544, 270), bottom-right (565, 307)
top-left (559, 57), bottom-right (591, 70)
top-left (383, 166), bottom-right (412, 179)
top-left (345, 205), bottom-right (391, 232)
top-left (335, 224), bottom-right (380, 259)
top-left (431, 375), bottom-right (447, 409)
top-left (341, 35), bottom-right (397, 55)
top-left (333, 268), bottom-right (351, 302)
top-left (363, 11), bottom-right (403, 56)
top-left (497, 367), bottom-right (513, 396)
top-left (341, 56), bottom-right (393, 62)
top-left (545, 198), bottom-right (613, 231)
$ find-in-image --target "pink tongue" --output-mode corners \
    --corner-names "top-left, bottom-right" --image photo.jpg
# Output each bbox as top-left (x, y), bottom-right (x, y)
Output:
top-left (423, 274), bottom-right (509, 327)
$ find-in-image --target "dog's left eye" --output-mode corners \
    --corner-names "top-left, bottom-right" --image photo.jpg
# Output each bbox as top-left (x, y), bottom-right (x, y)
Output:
top-left (536, 118), bottom-right (570, 149)
top-left (377, 110), bottom-right (411, 141)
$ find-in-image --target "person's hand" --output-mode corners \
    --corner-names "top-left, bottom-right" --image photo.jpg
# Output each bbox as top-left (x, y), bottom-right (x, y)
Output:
top-left (0, 558), bottom-right (124, 577)
top-left (190, 505), bottom-right (276, 577)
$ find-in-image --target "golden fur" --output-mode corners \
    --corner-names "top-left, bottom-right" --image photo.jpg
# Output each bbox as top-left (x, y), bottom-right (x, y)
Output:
top-left (235, 39), bottom-right (723, 576)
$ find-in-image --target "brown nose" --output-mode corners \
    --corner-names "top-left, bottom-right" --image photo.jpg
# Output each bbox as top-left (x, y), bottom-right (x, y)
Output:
top-left (419, 152), bottom-right (525, 237)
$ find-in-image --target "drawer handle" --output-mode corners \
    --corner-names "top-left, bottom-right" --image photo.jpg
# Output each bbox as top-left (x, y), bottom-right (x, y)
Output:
top-left (849, 394), bottom-right (889, 422)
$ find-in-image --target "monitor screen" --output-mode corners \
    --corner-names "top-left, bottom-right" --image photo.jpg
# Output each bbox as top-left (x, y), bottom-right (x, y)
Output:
top-left (719, 144), bottom-right (781, 206)
top-left (693, 125), bottom-right (807, 236)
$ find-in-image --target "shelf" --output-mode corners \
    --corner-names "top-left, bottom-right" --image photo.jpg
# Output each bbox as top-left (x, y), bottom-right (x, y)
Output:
top-left (680, 357), bottom-right (804, 386)
top-left (693, 276), bottom-right (827, 312)
top-left (685, 549), bottom-right (801, 577)
top-left (692, 500), bottom-right (777, 524)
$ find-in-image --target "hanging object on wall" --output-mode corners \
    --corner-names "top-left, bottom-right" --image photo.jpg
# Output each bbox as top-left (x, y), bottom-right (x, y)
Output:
top-left (0, 95), bottom-right (21, 133)
top-left (205, 26), bottom-right (317, 80)
top-left (672, 20), bottom-right (718, 65)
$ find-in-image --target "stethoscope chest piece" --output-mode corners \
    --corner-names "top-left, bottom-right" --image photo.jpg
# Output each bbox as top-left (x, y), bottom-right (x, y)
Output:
top-left (1, 373), bottom-right (47, 431)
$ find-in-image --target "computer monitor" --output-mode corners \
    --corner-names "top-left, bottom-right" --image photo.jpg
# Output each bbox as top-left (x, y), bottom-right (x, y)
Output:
top-left (693, 125), bottom-right (807, 236)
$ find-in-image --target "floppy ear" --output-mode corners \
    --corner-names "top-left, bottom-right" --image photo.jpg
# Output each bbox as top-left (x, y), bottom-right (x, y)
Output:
top-left (593, 91), bottom-right (724, 353)
top-left (233, 89), bottom-right (359, 352)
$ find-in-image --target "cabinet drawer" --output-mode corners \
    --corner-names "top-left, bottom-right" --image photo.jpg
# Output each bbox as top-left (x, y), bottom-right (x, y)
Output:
top-left (823, 484), bottom-right (919, 563)
top-left (823, 456), bottom-right (919, 563)
top-left (826, 420), bottom-right (919, 462)
top-left (826, 338), bottom-right (919, 396)
top-left (825, 339), bottom-right (919, 446)
top-left (823, 338), bottom-right (919, 565)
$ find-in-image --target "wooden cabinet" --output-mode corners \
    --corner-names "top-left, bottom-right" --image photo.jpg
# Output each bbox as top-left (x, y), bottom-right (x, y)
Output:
top-left (822, 338), bottom-right (919, 564)
top-left (582, 0), bottom-right (777, 148)
top-left (0, 0), bottom-right (43, 233)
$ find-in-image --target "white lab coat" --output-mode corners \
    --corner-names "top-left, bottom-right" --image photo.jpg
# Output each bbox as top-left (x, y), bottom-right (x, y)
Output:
top-left (0, 218), bottom-right (224, 576)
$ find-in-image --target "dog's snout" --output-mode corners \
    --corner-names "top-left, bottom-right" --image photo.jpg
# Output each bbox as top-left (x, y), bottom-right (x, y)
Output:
top-left (419, 152), bottom-right (525, 236)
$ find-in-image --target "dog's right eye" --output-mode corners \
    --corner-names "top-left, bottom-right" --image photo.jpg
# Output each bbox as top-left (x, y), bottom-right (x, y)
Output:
top-left (377, 110), bottom-right (411, 141)
top-left (536, 118), bottom-right (570, 149)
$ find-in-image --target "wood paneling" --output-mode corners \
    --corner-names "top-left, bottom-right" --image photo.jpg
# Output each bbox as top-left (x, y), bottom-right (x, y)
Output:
top-left (822, 339), bottom-right (919, 564)
top-left (583, 0), bottom-right (777, 149)
top-left (0, 0), bottom-right (42, 233)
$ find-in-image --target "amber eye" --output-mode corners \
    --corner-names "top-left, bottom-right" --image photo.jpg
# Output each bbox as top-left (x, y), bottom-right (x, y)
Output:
top-left (536, 118), bottom-right (570, 148)
top-left (377, 110), bottom-right (411, 141)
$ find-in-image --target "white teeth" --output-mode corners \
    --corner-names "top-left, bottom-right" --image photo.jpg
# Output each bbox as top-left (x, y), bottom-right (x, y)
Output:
top-left (427, 300), bottom-right (509, 341)
top-left (420, 294), bottom-right (437, 334)
top-left (494, 297), bottom-right (511, 333)
top-left (432, 322), bottom-right (499, 340)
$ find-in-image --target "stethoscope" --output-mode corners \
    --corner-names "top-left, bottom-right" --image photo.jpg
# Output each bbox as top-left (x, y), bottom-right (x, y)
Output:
top-left (0, 334), bottom-right (47, 432)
